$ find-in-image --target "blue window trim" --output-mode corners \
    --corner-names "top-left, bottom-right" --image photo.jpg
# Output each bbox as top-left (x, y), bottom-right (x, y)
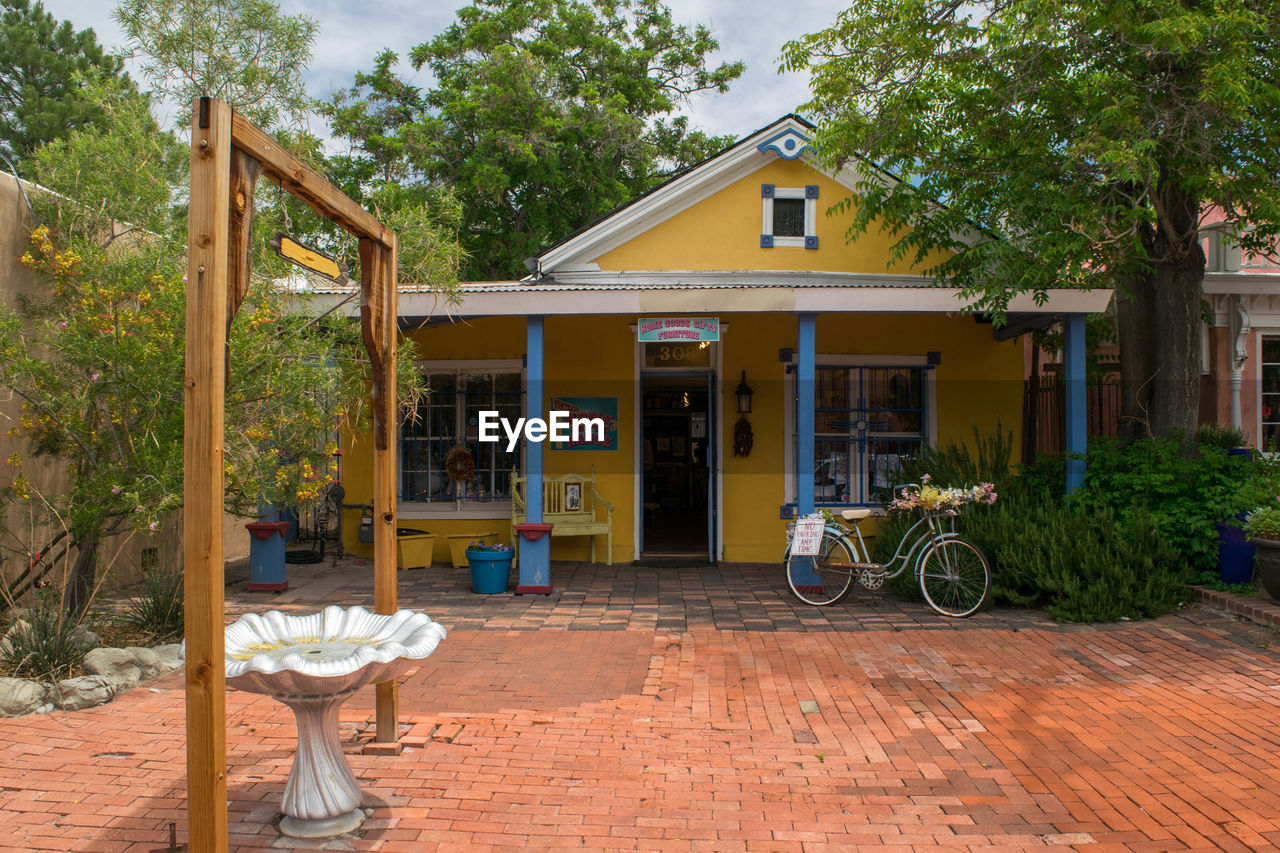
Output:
top-left (808, 364), bottom-right (932, 508)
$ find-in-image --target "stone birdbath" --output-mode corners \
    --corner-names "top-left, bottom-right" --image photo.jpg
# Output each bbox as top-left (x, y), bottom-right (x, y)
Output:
top-left (219, 605), bottom-right (446, 838)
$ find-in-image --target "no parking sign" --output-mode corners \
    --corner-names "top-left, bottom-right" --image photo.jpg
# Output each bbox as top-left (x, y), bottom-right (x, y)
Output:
top-left (790, 515), bottom-right (825, 556)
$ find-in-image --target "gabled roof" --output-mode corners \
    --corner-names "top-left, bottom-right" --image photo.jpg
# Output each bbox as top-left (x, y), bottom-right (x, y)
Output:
top-left (528, 114), bottom-right (933, 276)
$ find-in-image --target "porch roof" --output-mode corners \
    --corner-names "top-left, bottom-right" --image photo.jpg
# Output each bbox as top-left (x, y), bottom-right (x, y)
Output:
top-left (305, 272), bottom-right (1111, 319)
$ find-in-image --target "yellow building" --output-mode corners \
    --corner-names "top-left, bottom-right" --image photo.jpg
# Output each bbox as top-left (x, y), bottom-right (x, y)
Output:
top-left (324, 116), bottom-right (1106, 590)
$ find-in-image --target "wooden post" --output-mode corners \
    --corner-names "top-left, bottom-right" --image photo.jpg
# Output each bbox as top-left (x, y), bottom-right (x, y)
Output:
top-left (373, 239), bottom-right (399, 742)
top-left (360, 237), bottom-right (399, 743)
top-left (184, 96), bottom-right (232, 853)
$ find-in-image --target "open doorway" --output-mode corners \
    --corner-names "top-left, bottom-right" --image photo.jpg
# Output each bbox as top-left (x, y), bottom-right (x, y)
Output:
top-left (641, 376), bottom-right (713, 559)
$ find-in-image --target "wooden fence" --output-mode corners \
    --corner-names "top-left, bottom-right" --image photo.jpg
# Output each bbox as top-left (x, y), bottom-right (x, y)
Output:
top-left (1023, 372), bottom-right (1120, 461)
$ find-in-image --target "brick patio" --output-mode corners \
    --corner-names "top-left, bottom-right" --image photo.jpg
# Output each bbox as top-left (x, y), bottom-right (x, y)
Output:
top-left (4, 558), bottom-right (1280, 851)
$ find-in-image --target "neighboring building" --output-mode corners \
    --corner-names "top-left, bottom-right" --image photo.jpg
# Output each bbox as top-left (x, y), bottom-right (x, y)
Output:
top-left (322, 116), bottom-right (1106, 579)
top-left (1201, 219), bottom-right (1280, 447)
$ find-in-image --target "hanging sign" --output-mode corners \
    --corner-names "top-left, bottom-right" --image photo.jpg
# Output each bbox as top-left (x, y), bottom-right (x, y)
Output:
top-left (637, 317), bottom-right (720, 342)
top-left (790, 516), bottom-right (825, 556)
top-left (270, 233), bottom-right (344, 281)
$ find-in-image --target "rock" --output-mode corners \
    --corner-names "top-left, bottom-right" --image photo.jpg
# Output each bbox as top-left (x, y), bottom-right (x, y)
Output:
top-left (71, 627), bottom-right (100, 650)
top-left (51, 675), bottom-right (114, 711)
top-left (0, 676), bottom-right (45, 717)
top-left (154, 643), bottom-right (184, 673)
top-left (82, 647), bottom-right (141, 691)
top-left (125, 646), bottom-right (161, 681)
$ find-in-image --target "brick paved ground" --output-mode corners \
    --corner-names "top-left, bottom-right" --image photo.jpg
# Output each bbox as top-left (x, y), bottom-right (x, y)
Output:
top-left (5, 559), bottom-right (1280, 851)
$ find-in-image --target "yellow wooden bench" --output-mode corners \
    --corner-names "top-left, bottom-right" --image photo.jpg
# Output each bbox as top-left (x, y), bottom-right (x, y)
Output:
top-left (511, 466), bottom-right (614, 565)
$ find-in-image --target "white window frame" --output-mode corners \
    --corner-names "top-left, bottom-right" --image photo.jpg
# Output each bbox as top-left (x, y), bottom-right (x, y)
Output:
top-left (399, 359), bottom-right (524, 520)
top-left (762, 187), bottom-right (816, 248)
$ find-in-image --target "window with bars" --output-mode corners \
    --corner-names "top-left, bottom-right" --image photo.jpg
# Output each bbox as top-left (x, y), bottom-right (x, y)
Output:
top-left (1263, 337), bottom-right (1280, 449)
top-left (401, 371), bottom-right (523, 503)
top-left (811, 365), bottom-right (927, 506)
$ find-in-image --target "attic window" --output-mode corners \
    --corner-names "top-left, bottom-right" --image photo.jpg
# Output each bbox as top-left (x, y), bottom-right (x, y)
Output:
top-left (761, 184), bottom-right (818, 249)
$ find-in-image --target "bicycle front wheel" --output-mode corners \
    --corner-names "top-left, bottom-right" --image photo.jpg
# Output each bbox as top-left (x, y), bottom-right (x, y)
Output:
top-left (918, 538), bottom-right (990, 617)
top-left (786, 529), bottom-right (856, 606)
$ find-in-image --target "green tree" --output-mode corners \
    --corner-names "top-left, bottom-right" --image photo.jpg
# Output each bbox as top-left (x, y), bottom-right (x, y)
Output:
top-left (0, 84), bottom-right (425, 615)
top-left (325, 0), bottom-right (744, 280)
top-left (783, 0), bottom-right (1280, 439)
top-left (0, 0), bottom-right (129, 166)
top-left (113, 0), bottom-right (318, 129)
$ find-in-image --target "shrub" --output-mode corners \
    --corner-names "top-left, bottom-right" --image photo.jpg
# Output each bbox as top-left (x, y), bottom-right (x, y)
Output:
top-left (1245, 506), bottom-right (1280, 541)
top-left (1, 592), bottom-right (90, 680)
top-left (870, 429), bottom-right (1190, 621)
top-left (1068, 435), bottom-right (1254, 573)
top-left (895, 422), bottom-right (1016, 492)
top-left (1196, 422), bottom-right (1248, 450)
top-left (120, 562), bottom-right (183, 643)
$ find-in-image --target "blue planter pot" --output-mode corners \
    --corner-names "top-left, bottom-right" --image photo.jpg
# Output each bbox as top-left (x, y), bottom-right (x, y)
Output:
top-left (1217, 512), bottom-right (1256, 585)
top-left (466, 550), bottom-right (513, 594)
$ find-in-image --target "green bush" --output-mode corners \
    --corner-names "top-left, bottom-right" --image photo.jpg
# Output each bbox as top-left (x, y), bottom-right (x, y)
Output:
top-left (1, 591), bottom-right (90, 680)
top-left (893, 422), bottom-right (1017, 493)
top-left (1197, 422), bottom-right (1248, 450)
top-left (120, 562), bottom-right (183, 643)
top-left (1068, 435), bottom-right (1255, 573)
top-left (1245, 506), bottom-right (1280, 541)
top-left (869, 429), bottom-right (1190, 621)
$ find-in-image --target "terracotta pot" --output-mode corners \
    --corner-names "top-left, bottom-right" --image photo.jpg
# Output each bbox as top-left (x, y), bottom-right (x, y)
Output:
top-left (1252, 536), bottom-right (1280, 603)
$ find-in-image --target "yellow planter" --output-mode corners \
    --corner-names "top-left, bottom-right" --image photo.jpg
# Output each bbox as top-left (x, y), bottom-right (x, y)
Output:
top-left (396, 533), bottom-right (435, 571)
top-left (447, 532), bottom-right (497, 568)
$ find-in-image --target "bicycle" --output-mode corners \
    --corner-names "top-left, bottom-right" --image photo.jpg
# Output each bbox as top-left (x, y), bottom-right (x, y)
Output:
top-left (784, 481), bottom-right (993, 617)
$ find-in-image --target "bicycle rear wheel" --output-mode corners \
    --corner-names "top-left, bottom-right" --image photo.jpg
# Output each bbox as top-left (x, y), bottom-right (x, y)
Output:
top-left (918, 538), bottom-right (990, 617)
top-left (786, 529), bottom-right (856, 606)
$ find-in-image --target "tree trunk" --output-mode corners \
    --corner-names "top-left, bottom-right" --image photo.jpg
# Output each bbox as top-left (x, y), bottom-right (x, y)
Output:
top-left (1148, 252), bottom-right (1204, 438)
top-left (1117, 270), bottom-right (1155, 442)
top-left (62, 528), bottom-right (99, 618)
top-left (1117, 175), bottom-right (1205, 442)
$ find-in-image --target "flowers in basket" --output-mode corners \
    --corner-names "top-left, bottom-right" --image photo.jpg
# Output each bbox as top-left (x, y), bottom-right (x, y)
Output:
top-left (466, 540), bottom-right (512, 552)
top-left (888, 474), bottom-right (997, 512)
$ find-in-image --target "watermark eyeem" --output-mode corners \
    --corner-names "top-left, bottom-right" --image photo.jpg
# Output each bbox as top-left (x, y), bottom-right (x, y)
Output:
top-left (478, 410), bottom-right (606, 452)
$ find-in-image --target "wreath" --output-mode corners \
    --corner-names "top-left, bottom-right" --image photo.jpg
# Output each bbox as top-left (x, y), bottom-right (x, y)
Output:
top-left (443, 444), bottom-right (476, 483)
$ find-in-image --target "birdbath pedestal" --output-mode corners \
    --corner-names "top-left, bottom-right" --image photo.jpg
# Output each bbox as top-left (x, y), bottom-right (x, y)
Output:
top-left (217, 606), bottom-right (446, 838)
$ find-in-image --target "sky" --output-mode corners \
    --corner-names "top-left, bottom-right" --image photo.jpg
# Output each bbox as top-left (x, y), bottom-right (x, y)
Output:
top-left (38, 0), bottom-right (851, 143)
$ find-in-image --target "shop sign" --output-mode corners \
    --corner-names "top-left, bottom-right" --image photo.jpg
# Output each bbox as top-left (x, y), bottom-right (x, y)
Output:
top-left (637, 317), bottom-right (720, 342)
top-left (550, 396), bottom-right (618, 450)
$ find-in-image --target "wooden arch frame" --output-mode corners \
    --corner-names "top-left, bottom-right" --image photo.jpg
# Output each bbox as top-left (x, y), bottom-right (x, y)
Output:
top-left (184, 97), bottom-right (399, 853)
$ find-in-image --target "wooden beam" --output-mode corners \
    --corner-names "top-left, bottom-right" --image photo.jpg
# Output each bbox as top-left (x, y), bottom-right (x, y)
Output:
top-left (359, 238), bottom-right (388, 450)
top-left (230, 112), bottom-right (392, 246)
top-left (372, 237), bottom-right (399, 743)
top-left (185, 96), bottom-right (232, 853)
top-left (226, 147), bottom-right (263, 384)
top-left (990, 313), bottom-right (1062, 342)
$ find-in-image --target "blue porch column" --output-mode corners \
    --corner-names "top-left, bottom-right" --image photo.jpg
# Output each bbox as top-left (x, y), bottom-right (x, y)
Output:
top-left (797, 313), bottom-right (817, 514)
top-left (1064, 313), bottom-right (1087, 492)
top-left (516, 315), bottom-right (552, 592)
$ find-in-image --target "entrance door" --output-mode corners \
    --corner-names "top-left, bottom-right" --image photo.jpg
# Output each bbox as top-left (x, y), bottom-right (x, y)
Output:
top-left (641, 375), bottom-right (714, 560)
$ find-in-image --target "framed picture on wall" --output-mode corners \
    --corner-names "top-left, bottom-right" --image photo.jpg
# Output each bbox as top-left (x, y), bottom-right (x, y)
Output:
top-left (564, 482), bottom-right (582, 512)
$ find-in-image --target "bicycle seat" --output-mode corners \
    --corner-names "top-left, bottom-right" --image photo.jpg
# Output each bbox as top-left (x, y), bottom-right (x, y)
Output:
top-left (840, 509), bottom-right (873, 522)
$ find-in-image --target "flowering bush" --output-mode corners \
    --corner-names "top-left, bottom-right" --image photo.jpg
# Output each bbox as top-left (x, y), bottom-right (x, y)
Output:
top-left (887, 474), bottom-right (997, 513)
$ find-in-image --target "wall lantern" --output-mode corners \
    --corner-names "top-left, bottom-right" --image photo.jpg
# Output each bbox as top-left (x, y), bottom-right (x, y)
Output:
top-left (735, 371), bottom-right (754, 414)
